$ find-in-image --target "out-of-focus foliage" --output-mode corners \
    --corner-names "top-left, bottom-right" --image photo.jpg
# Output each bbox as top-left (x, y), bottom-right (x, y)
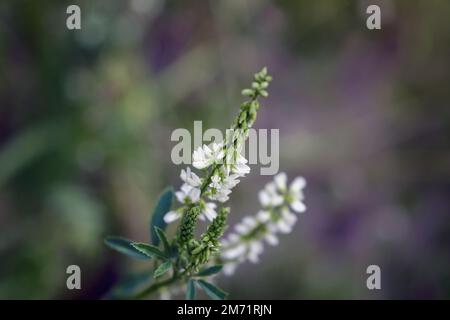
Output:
top-left (0, 0), bottom-right (449, 299)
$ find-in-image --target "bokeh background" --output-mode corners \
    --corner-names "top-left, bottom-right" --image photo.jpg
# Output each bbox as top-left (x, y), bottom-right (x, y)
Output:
top-left (1, 0), bottom-right (449, 299)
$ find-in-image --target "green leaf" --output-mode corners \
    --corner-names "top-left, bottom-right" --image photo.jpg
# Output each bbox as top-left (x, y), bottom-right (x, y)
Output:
top-left (196, 265), bottom-right (223, 277)
top-left (104, 271), bottom-right (152, 299)
top-left (154, 226), bottom-right (171, 254)
top-left (150, 187), bottom-right (173, 245)
top-left (104, 236), bottom-right (151, 260)
top-left (131, 242), bottom-right (168, 260)
top-left (186, 279), bottom-right (196, 300)
top-left (197, 280), bottom-right (228, 300)
top-left (153, 261), bottom-right (172, 279)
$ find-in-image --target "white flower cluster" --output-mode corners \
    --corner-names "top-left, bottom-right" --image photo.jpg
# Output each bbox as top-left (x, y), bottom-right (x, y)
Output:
top-left (164, 138), bottom-right (251, 224)
top-left (220, 173), bottom-right (306, 275)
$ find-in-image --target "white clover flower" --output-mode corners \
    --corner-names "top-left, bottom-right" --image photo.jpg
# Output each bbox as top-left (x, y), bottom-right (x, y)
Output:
top-left (180, 167), bottom-right (201, 187)
top-left (175, 183), bottom-right (200, 204)
top-left (192, 143), bottom-right (224, 169)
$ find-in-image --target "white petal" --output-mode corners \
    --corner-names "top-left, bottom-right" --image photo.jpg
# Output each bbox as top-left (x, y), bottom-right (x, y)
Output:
top-left (223, 263), bottom-right (237, 276)
top-left (290, 176), bottom-right (306, 193)
top-left (175, 191), bottom-right (186, 203)
top-left (282, 208), bottom-right (298, 225)
top-left (189, 188), bottom-right (200, 203)
top-left (291, 200), bottom-right (306, 213)
top-left (222, 244), bottom-right (246, 259)
top-left (265, 233), bottom-right (279, 246)
top-left (257, 210), bottom-right (271, 223)
top-left (271, 194), bottom-right (284, 206)
top-left (164, 211), bottom-right (180, 223)
top-left (235, 223), bottom-right (250, 234)
top-left (243, 216), bottom-right (257, 228)
top-left (259, 190), bottom-right (271, 207)
top-left (248, 242), bottom-right (263, 263)
top-left (202, 205), bottom-right (217, 221)
top-left (180, 169), bottom-right (187, 182)
top-left (274, 172), bottom-right (287, 190)
top-left (277, 220), bottom-right (292, 234)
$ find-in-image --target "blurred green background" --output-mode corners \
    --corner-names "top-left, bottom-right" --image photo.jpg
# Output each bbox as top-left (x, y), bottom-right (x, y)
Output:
top-left (0, 0), bottom-right (449, 299)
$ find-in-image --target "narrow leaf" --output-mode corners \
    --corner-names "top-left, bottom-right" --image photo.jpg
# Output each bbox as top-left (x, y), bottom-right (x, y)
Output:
top-left (104, 236), bottom-right (151, 260)
top-left (150, 187), bottom-right (173, 245)
top-left (196, 265), bottom-right (223, 277)
top-left (131, 242), bottom-right (168, 260)
top-left (197, 280), bottom-right (228, 300)
top-left (186, 279), bottom-right (196, 300)
top-left (153, 261), bottom-right (172, 278)
top-left (154, 226), bottom-right (171, 254)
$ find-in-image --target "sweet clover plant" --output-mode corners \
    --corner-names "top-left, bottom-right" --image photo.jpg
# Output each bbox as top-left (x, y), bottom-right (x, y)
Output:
top-left (104, 68), bottom-right (307, 300)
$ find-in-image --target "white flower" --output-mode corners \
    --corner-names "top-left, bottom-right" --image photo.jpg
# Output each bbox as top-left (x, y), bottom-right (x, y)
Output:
top-left (192, 143), bottom-right (224, 169)
top-left (175, 183), bottom-right (200, 203)
top-left (223, 173), bottom-right (241, 189)
top-left (209, 187), bottom-right (232, 203)
top-left (180, 167), bottom-right (201, 187)
top-left (209, 175), bottom-right (221, 189)
top-left (198, 202), bottom-right (217, 222)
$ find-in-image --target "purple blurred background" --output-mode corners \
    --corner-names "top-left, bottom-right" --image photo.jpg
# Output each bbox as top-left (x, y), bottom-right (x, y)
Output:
top-left (0, 0), bottom-right (449, 299)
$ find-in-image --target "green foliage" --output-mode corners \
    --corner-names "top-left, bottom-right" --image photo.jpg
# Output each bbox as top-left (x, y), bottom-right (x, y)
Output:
top-left (131, 243), bottom-right (168, 260)
top-left (104, 68), bottom-right (272, 300)
top-left (153, 261), bottom-right (172, 279)
top-left (196, 265), bottom-right (223, 277)
top-left (150, 187), bottom-right (174, 245)
top-left (104, 237), bottom-right (151, 260)
top-left (186, 279), bottom-right (196, 300)
top-left (154, 226), bottom-right (171, 254)
top-left (197, 280), bottom-right (228, 300)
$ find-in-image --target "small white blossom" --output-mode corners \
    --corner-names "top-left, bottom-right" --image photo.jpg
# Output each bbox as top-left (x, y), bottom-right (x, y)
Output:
top-left (175, 183), bottom-right (200, 203)
top-left (180, 167), bottom-right (201, 187)
top-left (209, 175), bottom-right (221, 189)
top-left (198, 202), bottom-right (217, 222)
top-left (220, 174), bottom-right (307, 275)
top-left (192, 143), bottom-right (224, 169)
top-left (209, 186), bottom-right (232, 203)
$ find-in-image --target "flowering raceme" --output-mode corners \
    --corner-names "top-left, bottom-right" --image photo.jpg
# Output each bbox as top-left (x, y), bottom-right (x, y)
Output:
top-left (104, 68), bottom-right (307, 300)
